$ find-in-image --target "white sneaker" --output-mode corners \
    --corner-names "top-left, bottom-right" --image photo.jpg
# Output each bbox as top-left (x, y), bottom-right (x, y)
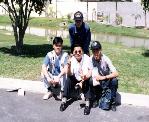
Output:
top-left (57, 91), bottom-right (64, 100)
top-left (80, 93), bottom-right (85, 101)
top-left (42, 92), bottom-right (53, 100)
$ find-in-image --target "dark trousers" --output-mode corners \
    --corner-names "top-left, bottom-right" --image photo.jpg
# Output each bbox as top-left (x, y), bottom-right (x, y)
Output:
top-left (89, 78), bottom-right (118, 101)
top-left (63, 75), bottom-right (91, 100)
top-left (109, 78), bottom-right (118, 100)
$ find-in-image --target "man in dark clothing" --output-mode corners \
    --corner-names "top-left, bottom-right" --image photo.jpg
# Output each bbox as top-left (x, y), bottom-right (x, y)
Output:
top-left (90, 41), bottom-right (119, 111)
top-left (69, 11), bottom-right (91, 55)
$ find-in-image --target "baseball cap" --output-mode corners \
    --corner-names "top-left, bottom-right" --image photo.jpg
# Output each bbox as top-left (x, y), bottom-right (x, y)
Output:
top-left (91, 41), bottom-right (102, 50)
top-left (74, 11), bottom-right (83, 20)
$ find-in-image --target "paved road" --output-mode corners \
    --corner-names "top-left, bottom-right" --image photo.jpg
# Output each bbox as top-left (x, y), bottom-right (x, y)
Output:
top-left (0, 89), bottom-right (149, 122)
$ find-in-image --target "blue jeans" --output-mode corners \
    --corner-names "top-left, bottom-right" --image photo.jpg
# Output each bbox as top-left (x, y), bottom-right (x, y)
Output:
top-left (89, 78), bottom-right (118, 101)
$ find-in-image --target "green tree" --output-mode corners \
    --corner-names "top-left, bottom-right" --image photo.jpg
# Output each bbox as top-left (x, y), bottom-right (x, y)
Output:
top-left (141, 0), bottom-right (149, 28)
top-left (0, 0), bottom-right (51, 54)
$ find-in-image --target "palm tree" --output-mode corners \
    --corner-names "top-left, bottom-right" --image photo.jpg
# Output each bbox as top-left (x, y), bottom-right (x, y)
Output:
top-left (141, 0), bottom-right (149, 28)
top-left (131, 14), bottom-right (141, 27)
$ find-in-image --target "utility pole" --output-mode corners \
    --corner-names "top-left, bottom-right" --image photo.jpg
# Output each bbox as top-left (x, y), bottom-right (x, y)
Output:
top-left (87, 0), bottom-right (88, 21)
top-left (56, 0), bottom-right (57, 18)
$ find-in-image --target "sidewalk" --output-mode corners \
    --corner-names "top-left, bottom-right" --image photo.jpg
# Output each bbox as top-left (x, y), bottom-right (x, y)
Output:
top-left (0, 77), bottom-right (149, 108)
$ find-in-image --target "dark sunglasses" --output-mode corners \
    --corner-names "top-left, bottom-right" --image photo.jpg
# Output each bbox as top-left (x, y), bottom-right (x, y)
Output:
top-left (74, 50), bottom-right (82, 55)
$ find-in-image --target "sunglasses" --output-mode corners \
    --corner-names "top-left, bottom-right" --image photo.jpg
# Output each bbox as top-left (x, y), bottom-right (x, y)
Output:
top-left (74, 50), bottom-right (82, 55)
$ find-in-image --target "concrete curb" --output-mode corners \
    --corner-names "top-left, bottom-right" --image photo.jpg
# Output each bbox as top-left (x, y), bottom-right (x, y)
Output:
top-left (0, 77), bottom-right (149, 108)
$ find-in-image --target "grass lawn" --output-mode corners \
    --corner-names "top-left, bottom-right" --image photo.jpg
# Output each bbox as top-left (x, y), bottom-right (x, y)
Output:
top-left (1, 15), bottom-right (149, 39)
top-left (0, 29), bottom-right (149, 95)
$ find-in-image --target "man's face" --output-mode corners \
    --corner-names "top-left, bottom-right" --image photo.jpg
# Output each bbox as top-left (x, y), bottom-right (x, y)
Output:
top-left (92, 49), bottom-right (102, 60)
top-left (53, 42), bottom-right (62, 55)
top-left (75, 19), bottom-right (83, 28)
top-left (73, 46), bottom-right (83, 62)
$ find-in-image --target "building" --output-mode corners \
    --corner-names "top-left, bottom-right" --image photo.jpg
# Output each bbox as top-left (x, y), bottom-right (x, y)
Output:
top-left (0, 0), bottom-right (148, 27)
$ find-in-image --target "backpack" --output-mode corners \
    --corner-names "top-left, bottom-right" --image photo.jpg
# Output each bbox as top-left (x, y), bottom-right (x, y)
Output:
top-left (99, 88), bottom-right (112, 110)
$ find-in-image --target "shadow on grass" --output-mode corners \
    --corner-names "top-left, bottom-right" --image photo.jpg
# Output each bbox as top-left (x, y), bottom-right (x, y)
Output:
top-left (142, 50), bottom-right (149, 57)
top-left (0, 44), bottom-right (71, 58)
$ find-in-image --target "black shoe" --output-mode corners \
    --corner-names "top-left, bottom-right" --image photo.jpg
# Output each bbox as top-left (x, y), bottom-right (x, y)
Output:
top-left (80, 103), bottom-right (85, 109)
top-left (84, 106), bottom-right (90, 115)
top-left (60, 102), bottom-right (67, 112)
top-left (111, 103), bottom-right (116, 111)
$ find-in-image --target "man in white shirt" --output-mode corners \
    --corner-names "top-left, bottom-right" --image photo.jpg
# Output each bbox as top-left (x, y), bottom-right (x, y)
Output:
top-left (90, 41), bottom-right (119, 111)
top-left (41, 37), bottom-right (68, 100)
top-left (60, 44), bottom-right (92, 115)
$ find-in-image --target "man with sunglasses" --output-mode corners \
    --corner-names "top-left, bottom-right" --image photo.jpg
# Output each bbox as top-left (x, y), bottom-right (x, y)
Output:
top-left (90, 41), bottom-right (119, 111)
top-left (60, 44), bottom-right (93, 115)
top-left (41, 37), bottom-right (68, 100)
top-left (69, 11), bottom-right (91, 55)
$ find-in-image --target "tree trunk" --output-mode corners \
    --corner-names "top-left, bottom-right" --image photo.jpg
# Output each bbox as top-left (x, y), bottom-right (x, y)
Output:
top-left (144, 10), bottom-right (147, 29)
top-left (13, 24), bottom-right (25, 54)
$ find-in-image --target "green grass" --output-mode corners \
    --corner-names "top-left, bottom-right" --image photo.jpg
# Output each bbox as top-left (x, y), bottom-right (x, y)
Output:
top-left (0, 29), bottom-right (149, 95)
top-left (1, 15), bottom-right (149, 38)
top-left (89, 22), bottom-right (149, 38)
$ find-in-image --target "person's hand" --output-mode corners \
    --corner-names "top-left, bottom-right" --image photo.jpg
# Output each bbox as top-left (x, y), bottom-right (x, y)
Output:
top-left (76, 82), bottom-right (83, 89)
top-left (79, 69), bottom-right (85, 80)
top-left (53, 76), bottom-right (60, 85)
top-left (95, 74), bottom-right (106, 81)
top-left (47, 77), bottom-right (53, 84)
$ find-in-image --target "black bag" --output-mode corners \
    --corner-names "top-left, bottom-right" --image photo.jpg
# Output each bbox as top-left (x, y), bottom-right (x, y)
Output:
top-left (99, 89), bottom-right (112, 110)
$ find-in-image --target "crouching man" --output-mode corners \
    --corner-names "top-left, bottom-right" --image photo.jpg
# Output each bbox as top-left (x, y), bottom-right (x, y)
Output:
top-left (90, 41), bottom-right (119, 111)
top-left (60, 44), bottom-right (93, 115)
top-left (41, 37), bottom-right (68, 100)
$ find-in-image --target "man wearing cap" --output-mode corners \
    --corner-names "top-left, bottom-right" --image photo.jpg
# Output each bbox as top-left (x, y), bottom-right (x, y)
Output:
top-left (69, 11), bottom-right (91, 55)
top-left (90, 41), bottom-right (119, 111)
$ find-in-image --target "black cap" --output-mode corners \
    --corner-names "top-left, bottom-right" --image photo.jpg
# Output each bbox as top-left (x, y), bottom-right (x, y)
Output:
top-left (74, 11), bottom-right (83, 20)
top-left (91, 41), bottom-right (102, 50)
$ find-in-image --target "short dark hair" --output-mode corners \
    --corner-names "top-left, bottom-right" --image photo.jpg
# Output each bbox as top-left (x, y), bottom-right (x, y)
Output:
top-left (53, 37), bottom-right (63, 45)
top-left (72, 44), bottom-right (83, 52)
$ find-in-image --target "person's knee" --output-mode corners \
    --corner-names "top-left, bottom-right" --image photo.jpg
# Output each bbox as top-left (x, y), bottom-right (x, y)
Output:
top-left (111, 78), bottom-right (118, 88)
top-left (88, 78), bottom-right (93, 86)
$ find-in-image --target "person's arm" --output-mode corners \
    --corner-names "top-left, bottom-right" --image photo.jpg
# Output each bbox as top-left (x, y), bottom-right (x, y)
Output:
top-left (95, 71), bottom-right (118, 81)
top-left (83, 24), bottom-right (91, 54)
top-left (105, 55), bottom-right (119, 79)
top-left (41, 55), bottom-right (53, 83)
top-left (42, 64), bottom-right (52, 82)
top-left (69, 25), bottom-right (75, 47)
top-left (95, 56), bottom-right (119, 81)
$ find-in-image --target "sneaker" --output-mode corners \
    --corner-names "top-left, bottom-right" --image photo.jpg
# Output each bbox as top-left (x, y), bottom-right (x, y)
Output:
top-left (60, 102), bottom-right (67, 112)
top-left (59, 91), bottom-right (64, 100)
top-left (84, 106), bottom-right (90, 115)
top-left (42, 91), bottom-right (53, 100)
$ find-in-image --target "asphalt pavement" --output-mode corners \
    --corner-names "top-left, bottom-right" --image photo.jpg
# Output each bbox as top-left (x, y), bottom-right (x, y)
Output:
top-left (0, 89), bottom-right (149, 122)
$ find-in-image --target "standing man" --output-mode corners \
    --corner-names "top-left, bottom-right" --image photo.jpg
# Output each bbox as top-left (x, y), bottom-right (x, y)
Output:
top-left (41, 37), bottom-right (68, 100)
top-left (69, 11), bottom-right (91, 55)
top-left (60, 44), bottom-right (93, 115)
top-left (90, 41), bottom-right (119, 111)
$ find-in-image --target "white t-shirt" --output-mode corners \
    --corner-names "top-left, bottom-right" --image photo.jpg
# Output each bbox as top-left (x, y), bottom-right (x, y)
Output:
top-left (70, 54), bottom-right (93, 81)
